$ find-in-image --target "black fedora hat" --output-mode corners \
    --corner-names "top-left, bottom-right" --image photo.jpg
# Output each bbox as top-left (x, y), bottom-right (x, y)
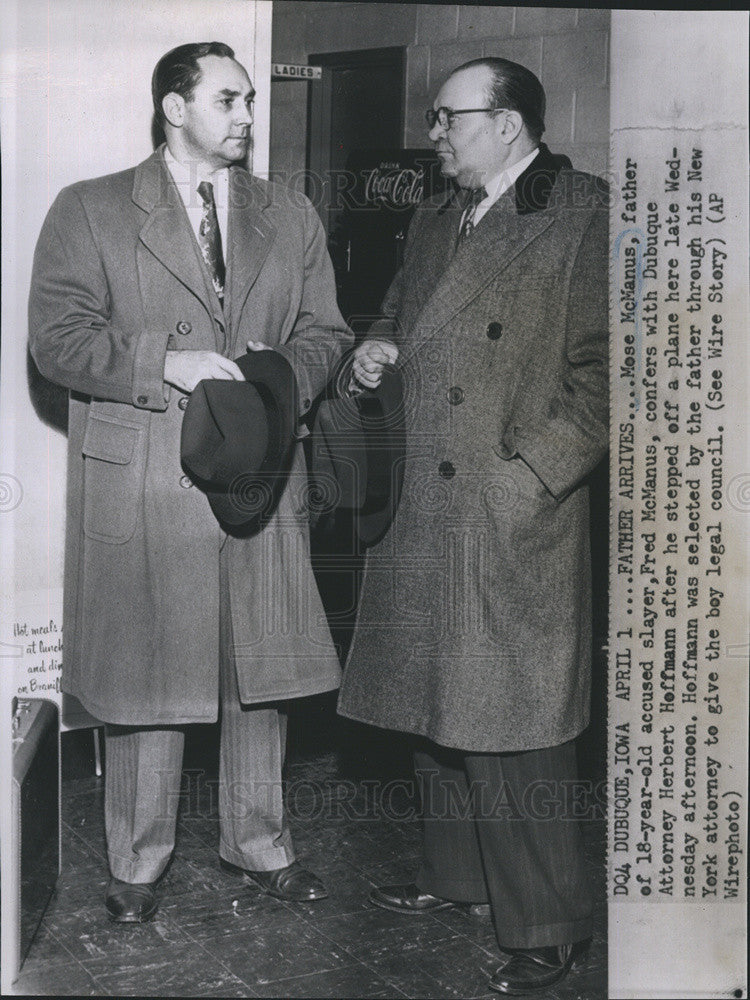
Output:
top-left (180, 350), bottom-right (298, 535)
top-left (311, 362), bottom-right (405, 547)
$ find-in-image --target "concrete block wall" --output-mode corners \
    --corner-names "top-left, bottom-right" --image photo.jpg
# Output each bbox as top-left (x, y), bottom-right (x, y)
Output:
top-left (270, 2), bottom-right (609, 183)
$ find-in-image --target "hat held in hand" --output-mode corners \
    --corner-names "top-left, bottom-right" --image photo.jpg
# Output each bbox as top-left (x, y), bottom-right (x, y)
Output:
top-left (311, 360), bottom-right (405, 547)
top-left (180, 349), bottom-right (298, 535)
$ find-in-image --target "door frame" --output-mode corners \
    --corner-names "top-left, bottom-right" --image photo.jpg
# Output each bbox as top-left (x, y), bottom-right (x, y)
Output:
top-left (305, 46), bottom-right (406, 231)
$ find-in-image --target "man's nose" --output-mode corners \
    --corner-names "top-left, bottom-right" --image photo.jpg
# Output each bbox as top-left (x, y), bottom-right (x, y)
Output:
top-left (428, 120), bottom-right (446, 143)
top-left (235, 105), bottom-right (253, 126)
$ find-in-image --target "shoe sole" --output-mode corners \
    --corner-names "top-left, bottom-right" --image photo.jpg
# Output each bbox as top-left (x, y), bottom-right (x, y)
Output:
top-left (246, 873), bottom-right (329, 902)
top-left (259, 886), bottom-right (330, 902)
top-left (221, 859), bottom-right (329, 901)
top-left (370, 895), bottom-right (456, 914)
top-left (488, 975), bottom-right (574, 996)
top-left (106, 904), bottom-right (158, 924)
top-left (488, 953), bottom-right (587, 994)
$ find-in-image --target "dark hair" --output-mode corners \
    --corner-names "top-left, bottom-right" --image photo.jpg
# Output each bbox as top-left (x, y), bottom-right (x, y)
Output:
top-left (453, 57), bottom-right (546, 142)
top-left (152, 42), bottom-right (236, 125)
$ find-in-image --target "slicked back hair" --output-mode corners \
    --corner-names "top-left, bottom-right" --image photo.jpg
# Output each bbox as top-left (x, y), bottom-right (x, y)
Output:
top-left (453, 57), bottom-right (546, 143)
top-left (152, 42), bottom-right (236, 125)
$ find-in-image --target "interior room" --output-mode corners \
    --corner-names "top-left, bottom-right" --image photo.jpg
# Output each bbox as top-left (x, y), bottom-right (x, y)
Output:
top-left (5, 3), bottom-right (610, 996)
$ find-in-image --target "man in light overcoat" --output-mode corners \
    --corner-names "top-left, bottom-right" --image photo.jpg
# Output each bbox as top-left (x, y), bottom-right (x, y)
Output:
top-left (28, 42), bottom-right (359, 922)
top-left (339, 58), bottom-right (609, 995)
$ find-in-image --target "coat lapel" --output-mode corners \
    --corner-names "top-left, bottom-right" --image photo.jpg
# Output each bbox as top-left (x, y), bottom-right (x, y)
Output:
top-left (401, 192), bottom-right (463, 324)
top-left (225, 169), bottom-right (277, 336)
top-left (409, 198), bottom-right (555, 351)
top-left (405, 144), bottom-right (563, 355)
top-left (133, 151), bottom-right (220, 322)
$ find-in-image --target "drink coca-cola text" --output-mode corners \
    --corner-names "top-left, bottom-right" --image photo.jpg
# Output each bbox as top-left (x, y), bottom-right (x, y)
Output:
top-left (364, 167), bottom-right (424, 207)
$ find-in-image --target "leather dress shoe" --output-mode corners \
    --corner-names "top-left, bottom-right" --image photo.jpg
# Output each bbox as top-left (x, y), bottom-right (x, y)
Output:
top-left (105, 877), bottom-right (158, 923)
top-left (370, 882), bottom-right (478, 915)
top-left (220, 858), bottom-right (328, 901)
top-left (489, 939), bottom-right (590, 995)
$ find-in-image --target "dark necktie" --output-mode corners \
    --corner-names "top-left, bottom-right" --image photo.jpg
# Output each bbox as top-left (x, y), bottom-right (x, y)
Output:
top-left (458, 186), bottom-right (488, 243)
top-left (197, 180), bottom-right (225, 303)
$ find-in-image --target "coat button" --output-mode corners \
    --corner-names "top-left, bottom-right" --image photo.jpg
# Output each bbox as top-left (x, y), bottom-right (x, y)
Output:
top-left (438, 461), bottom-right (455, 480)
top-left (178, 396), bottom-right (189, 411)
top-left (487, 322), bottom-right (503, 340)
top-left (447, 386), bottom-right (464, 405)
top-left (179, 474), bottom-right (193, 489)
top-left (136, 394), bottom-right (148, 405)
top-left (176, 320), bottom-right (192, 336)
top-left (303, 397), bottom-right (311, 410)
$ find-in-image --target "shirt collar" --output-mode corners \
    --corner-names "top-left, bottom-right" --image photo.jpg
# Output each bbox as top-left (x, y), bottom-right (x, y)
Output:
top-left (482, 146), bottom-right (540, 205)
top-left (163, 146), bottom-right (229, 208)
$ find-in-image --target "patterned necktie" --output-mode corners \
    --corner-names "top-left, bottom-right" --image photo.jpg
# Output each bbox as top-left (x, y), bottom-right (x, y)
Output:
top-left (197, 180), bottom-right (225, 303)
top-left (458, 186), bottom-right (488, 243)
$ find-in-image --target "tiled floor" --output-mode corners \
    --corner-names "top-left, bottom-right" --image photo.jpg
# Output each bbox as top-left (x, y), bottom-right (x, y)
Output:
top-left (11, 699), bottom-right (607, 998)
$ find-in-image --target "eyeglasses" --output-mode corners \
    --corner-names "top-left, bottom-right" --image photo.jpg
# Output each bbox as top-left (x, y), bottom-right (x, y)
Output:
top-left (425, 106), bottom-right (506, 130)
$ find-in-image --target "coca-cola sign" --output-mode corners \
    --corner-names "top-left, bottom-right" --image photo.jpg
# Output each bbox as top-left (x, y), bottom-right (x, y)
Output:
top-left (332, 149), bottom-right (450, 323)
top-left (338, 148), bottom-right (449, 214)
top-left (364, 163), bottom-right (424, 208)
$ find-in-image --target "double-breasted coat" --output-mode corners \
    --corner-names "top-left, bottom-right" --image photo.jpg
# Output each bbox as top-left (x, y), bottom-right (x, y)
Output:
top-left (338, 145), bottom-right (609, 753)
top-left (29, 148), bottom-right (350, 726)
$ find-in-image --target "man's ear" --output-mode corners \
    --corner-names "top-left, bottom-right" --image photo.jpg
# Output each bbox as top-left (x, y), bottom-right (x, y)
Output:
top-left (498, 109), bottom-right (524, 145)
top-left (162, 92), bottom-right (185, 128)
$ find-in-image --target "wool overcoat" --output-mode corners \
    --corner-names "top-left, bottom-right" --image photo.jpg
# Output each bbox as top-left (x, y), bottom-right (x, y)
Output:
top-left (29, 148), bottom-right (350, 726)
top-left (337, 145), bottom-right (609, 753)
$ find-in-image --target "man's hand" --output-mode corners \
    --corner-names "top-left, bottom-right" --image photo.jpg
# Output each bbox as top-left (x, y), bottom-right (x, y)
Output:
top-left (351, 339), bottom-right (399, 390)
top-left (164, 350), bottom-right (244, 393)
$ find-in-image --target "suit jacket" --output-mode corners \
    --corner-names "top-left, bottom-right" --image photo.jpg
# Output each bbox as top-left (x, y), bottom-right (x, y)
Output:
top-left (28, 147), bottom-right (351, 725)
top-left (338, 145), bottom-right (609, 752)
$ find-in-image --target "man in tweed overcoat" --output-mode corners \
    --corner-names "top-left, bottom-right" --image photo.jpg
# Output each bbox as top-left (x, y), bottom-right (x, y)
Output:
top-left (29, 42), bottom-right (353, 922)
top-left (339, 58), bottom-right (608, 994)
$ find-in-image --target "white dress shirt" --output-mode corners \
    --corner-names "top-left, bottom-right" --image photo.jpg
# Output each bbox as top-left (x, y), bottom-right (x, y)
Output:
top-left (461, 146), bottom-right (540, 230)
top-left (164, 147), bottom-right (229, 249)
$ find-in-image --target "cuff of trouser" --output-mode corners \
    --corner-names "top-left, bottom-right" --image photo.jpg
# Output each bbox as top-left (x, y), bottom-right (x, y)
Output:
top-left (496, 915), bottom-right (594, 951)
top-left (416, 868), bottom-right (489, 904)
top-left (108, 852), bottom-right (172, 885)
top-left (219, 840), bottom-right (295, 872)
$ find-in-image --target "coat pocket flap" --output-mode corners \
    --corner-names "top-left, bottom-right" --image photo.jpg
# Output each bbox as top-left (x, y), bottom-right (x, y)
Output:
top-left (82, 417), bottom-right (139, 465)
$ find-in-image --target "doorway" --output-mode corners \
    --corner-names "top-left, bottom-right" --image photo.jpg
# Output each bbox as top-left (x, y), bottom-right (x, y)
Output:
top-left (306, 46), bottom-right (405, 231)
top-left (306, 47), bottom-right (405, 321)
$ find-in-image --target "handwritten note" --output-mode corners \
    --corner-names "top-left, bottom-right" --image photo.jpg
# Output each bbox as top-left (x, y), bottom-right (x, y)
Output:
top-left (11, 617), bottom-right (63, 697)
